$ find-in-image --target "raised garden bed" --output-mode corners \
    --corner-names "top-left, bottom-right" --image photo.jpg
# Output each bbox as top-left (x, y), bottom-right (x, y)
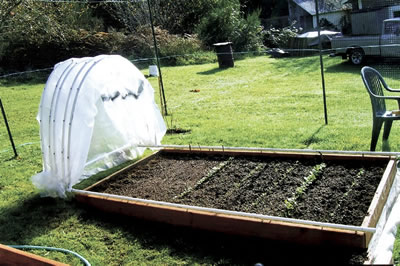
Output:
top-left (74, 148), bottom-right (397, 263)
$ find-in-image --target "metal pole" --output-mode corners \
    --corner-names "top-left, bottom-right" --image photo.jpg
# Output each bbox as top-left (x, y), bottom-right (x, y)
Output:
top-left (0, 98), bottom-right (18, 157)
top-left (147, 0), bottom-right (168, 116)
top-left (315, 0), bottom-right (328, 125)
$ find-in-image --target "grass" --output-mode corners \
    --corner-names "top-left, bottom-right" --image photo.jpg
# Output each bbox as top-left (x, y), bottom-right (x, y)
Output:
top-left (0, 55), bottom-right (400, 265)
top-left (155, 56), bottom-right (400, 150)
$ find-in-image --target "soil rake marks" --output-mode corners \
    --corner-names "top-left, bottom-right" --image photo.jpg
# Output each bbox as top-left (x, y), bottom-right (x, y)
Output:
top-left (329, 168), bottom-right (365, 219)
top-left (284, 163), bottom-right (326, 214)
top-left (174, 156), bottom-right (234, 199)
top-left (221, 161), bottom-right (268, 200)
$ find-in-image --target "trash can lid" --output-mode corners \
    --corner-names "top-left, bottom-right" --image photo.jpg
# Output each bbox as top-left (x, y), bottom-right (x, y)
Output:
top-left (213, 42), bottom-right (232, 46)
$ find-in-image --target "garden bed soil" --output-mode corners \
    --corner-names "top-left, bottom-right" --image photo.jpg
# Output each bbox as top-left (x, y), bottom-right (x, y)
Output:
top-left (90, 151), bottom-right (388, 227)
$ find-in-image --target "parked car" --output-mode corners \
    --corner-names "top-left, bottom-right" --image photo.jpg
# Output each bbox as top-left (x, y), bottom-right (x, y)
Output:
top-left (330, 18), bottom-right (400, 65)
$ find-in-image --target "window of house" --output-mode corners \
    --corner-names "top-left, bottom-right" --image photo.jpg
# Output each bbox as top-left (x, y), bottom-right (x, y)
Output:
top-left (394, 11), bottom-right (400, 18)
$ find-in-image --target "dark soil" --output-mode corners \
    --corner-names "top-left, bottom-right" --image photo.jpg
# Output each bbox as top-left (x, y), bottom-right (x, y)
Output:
top-left (92, 152), bottom-right (386, 226)
top-left (89, 151), bottom-right (388, 264)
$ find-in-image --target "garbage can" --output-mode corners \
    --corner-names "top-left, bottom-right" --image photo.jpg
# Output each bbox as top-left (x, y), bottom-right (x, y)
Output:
top-left (213, 42), bottom-right (234, 68)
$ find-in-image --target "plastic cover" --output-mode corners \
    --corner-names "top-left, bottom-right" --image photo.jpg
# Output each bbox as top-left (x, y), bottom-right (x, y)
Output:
top-left (32, 55), bottom-right (166, 197)
top-left (367, 168), bottom-right (400, 264)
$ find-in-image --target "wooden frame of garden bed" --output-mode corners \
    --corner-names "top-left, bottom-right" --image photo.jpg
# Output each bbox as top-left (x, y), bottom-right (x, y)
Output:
top-left (0, 244), bottom-right (67, 266)
top-left (74, 148), bottom-right (397, 250)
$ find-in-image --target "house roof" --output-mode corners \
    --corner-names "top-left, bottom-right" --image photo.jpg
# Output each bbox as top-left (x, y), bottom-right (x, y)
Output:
top-left (293, 0), bottom-right (351, 15)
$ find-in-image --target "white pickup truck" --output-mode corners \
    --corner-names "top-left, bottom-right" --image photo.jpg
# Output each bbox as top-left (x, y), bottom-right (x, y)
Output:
top-left (330, 18), bottom-right (400, 65)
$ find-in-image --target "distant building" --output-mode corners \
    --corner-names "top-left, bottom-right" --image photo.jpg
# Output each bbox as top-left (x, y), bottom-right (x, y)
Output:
top-left (288, 0), bottom-right (351, 31)
top-left (289, 0), bottom-right (400, 35)
top-left (344, 0), bottom-right (400, 34)
top-left (353, 0), bottom-right (400, 10)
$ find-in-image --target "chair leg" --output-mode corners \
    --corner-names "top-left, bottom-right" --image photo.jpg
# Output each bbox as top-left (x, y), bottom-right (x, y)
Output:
top-left (383, 120), bottom-right (393, 141)
top-left (371, 119), bottom-right (383, 151)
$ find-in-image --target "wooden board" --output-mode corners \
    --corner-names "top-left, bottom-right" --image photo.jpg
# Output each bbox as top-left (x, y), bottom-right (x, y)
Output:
top-left (75, 192), bottom-right (366, 248)
top-left (0, 244), bottom-right (67, 266)
top-left (75, 149), bottom-right (397, 249)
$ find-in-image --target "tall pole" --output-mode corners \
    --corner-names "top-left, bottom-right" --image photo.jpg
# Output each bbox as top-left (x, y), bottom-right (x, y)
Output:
top-left (147, 0), bottom-right (168, 116)
top-left (315, 0), bottom-right (328, 125)
top-left (0, 98), bottom-right (18, 158)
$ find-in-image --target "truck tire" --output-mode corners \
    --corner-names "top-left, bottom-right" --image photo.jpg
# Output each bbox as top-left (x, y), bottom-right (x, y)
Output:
top-left (349, 49), bottom-right (364, 65)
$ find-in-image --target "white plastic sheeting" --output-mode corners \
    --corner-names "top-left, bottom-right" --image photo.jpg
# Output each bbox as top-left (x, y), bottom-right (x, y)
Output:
top-left (367, 167), bottom-right (400, 264)
top-left (32, 55), bottom-right (166, 197)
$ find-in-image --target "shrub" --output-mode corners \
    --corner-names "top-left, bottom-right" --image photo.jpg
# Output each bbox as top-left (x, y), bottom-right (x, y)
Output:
top-left (123, 26), bottom-right (209, 66)
top-left (340, 14), bottom-right (352, 34)
top-left (263, 23), bottom-right (300, 48)
top-left (195, 0), bottom-right (242, 47)
top-left (319, 18), bottom-right (338, 31)
top-left (195, 0), bottom-right (264, 52)
top-left (0, 1), bottom-right (107, 71)
top-left (235, 10), bottom-right (265, 52)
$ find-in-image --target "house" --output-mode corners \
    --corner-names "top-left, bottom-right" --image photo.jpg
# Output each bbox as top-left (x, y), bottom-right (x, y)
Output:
top-left (288, 0), bottom-right (352, 31)
top-left (351, 0), bottom-right (400, 10)
top-left (344, 0), bottom-right (400, 34)
top-left (289, 0), bottom-right (400, 35)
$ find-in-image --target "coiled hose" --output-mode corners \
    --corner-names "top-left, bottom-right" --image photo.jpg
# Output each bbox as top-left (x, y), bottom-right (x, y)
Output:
top-left (9, 245), bottom-right (91, 266)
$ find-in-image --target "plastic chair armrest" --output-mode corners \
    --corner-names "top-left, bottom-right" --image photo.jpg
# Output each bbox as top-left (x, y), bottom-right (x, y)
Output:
top-left (384, 86), bottom-right (400, 93)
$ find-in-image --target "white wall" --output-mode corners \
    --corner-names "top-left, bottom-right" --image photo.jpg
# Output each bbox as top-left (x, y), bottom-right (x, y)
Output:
top-left (312, 11), bottom-right (346, 29)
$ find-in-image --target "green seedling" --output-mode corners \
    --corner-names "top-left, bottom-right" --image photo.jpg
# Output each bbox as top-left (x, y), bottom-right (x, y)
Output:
top-left (284, 162), bottom-right (326, 214)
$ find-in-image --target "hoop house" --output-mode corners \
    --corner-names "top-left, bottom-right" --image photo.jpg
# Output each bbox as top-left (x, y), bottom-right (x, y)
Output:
top-left (32, 55), bottom-right (166, 197)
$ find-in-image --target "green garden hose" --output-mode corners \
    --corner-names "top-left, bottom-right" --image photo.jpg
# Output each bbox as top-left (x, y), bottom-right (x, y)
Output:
top-left (9, 245), bottom-right (91, 266)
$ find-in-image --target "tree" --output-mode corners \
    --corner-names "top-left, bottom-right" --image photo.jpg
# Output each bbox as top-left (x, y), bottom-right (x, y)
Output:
top-left (101, 0), bottom-right (218, 35)
top-left (240, 0), bottom-right (289, 18)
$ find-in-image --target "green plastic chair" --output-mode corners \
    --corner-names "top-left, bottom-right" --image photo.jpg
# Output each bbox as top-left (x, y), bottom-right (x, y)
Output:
top-left (361, 66), bottom-right (400, 151)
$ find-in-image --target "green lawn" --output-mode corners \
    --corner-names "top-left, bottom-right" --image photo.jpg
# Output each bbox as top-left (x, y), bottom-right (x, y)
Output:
top-left (156, 56), bottom-right (400, 150)
top-left (0, 55), bottom-right (399, 265)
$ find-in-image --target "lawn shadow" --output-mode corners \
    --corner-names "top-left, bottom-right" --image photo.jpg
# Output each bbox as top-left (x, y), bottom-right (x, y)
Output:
top-left (325, 58), bottom-right (400, 77)
top-left (382, 139), bottom-right (391, 152)
top-left (76, 204), bottom-right (367, 265)
top-left (197, 67), bottom-right (229, 75)
top-left (303, 125), bottom-right (326, 147)
top-left (0, 71), bottom-right (50, 86)
top-left (324, 60), bottom-right (361, 75)
top-left (0, 194), bottom-right (78, 245)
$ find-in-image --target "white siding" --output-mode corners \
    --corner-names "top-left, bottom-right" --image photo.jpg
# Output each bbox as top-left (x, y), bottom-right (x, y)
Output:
top-left (312, 11), bottom-right (346, 29)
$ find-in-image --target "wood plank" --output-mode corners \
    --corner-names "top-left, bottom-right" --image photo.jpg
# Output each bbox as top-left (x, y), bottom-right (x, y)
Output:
top-left (160, 148), bottom-right (392, 162)
top-left (75, 193), bottom-right (367, 248)
top-left (361, 159), bottom-right (397, 245)
top-left (0, 244), bottom-right (67, 266)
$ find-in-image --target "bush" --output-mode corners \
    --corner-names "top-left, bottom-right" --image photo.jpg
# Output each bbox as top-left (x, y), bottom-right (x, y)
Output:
top-left (195, 0), bottom-right (264, 52)
top-left (0, 1), bottom-right (213, 72)
top-left (0, 1), bottom-right (107, 71)
top-left (235, 10), bottom-right (265, 52)
top-left (319, 18), bottom-right (338, 31)
top-left (0, 30), bottom-right (129, 72)
top-left (263, 23), bottom-right (300, 48)
top-left (195, 0), bottom-right (242, 47)
top-left (123, 26), bottom-right (209, 66)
